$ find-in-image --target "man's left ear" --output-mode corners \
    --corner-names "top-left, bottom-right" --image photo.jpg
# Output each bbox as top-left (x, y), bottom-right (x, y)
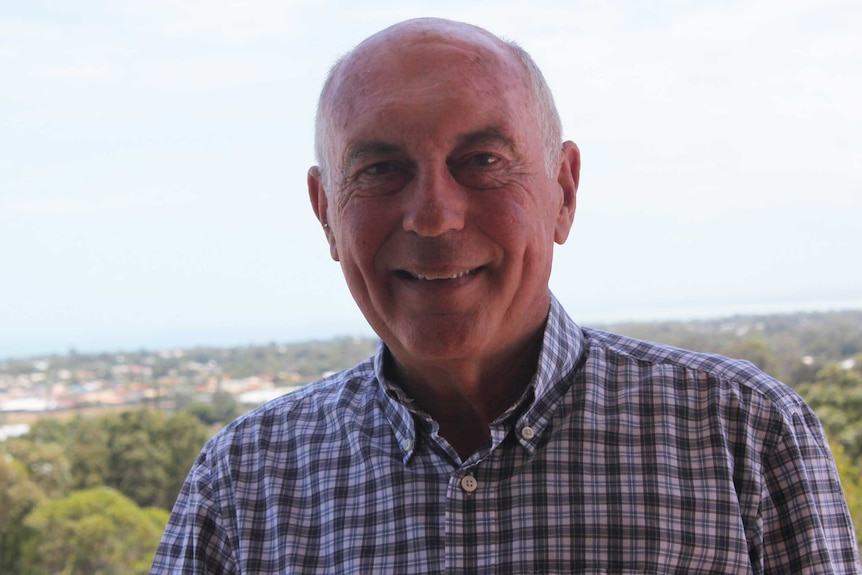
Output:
top-left (554, 141), bottom-right (580, 244)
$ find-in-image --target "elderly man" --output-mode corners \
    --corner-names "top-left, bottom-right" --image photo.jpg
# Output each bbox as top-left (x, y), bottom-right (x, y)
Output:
top-left (151, 18), bottom-right (860, 574)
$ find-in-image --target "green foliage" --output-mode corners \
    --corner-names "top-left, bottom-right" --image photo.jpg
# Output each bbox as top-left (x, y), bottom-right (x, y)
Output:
top-left (718, 337), bottom-right (778, 375)
top-left (21, 486), bottom-right (167, 575)
top-left (23, 417), bottom-right (78, 446)
top-left (0, 409), bottom-right (205, 572)
top-left (800, 368), bottom-right (862, 463)
top-left (68, 416), bottom-right (111, 490)
top-left (603, 309), bottom-right (862, 384)
top-left (827, 439), bottom-right (862, 549)
top-left (814, 364), bottom-right (862, 389)
top-left (184, 390), bottom-right (241, 425)
top-left (0, 456), bottom-right (44, 574)
top-left (3, 439), bottom-right (72, 499)
top-left (66, 409), bottom-right (210, 509)
top-left (159, 411), bottom-right (212, 509)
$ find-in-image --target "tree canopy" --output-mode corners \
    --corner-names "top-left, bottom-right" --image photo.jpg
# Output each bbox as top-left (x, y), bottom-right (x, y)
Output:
top-left (21, 486), bottom-right (168, 575)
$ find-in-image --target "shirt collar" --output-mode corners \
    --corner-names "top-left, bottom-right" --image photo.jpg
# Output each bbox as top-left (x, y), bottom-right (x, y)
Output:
top-left (514, 292), bottom-right (584, 453)
top-left (372, 292), bottom-right (585, 460)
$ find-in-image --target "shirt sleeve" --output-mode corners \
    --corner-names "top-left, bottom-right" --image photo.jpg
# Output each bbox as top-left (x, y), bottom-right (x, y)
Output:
top-left (150, 444), bottom-right (237, 575)
top-left (760, 404), bottom-right (862, 574)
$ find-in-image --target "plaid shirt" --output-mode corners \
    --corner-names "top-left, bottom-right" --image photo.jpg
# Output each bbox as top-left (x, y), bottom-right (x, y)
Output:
top-left (152, 295), bottom-right (861, 574)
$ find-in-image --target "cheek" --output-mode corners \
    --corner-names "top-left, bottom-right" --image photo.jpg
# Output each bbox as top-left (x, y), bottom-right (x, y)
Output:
top-left (336, 207), bottom-right (395, 269)
top-left (478, 196), bottom-right (545, 245)
top-left (338, 252), bottom-right (380, 314)
top-left (484, 202), bottom-right (559, 279)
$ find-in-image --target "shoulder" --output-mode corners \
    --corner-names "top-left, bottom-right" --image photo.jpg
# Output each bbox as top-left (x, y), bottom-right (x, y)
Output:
top-left (198, 357), bottom-right (379, 463)
top-left (579, 326), bottom-right (810, 417)
top-left (576, 326), bottom-right (833, 483)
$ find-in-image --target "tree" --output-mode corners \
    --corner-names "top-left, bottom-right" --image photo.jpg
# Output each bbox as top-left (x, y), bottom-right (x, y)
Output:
top-left (66, 408), bottom-right (210, 509)
top-left (800, 365), bottom-right (862, 463)
top-left (184, 390), bottom-right (241, 426)
top-left (719, 337), bottom-right (779, 378)
top-left (815, 363), bottom-right (862, 389)
top-left (829, 439), bottom-right (862, 548)
top-left (68, 415), bottom-right (112, 490)
top-left (4, 438), bottom-right (72, 499)
top-left (0, 455), bottom-right (44, 574)
top-left (21, 486), bottom-right (168, 575)
top-left (25, 417), bottom-right (80, 446)
top-left (159, 411), bottom-right (214, 509)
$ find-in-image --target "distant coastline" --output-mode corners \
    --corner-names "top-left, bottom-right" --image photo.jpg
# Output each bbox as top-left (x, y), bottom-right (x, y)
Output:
top-left (574, 297), bottom-right (862, 326)
top-left (3, 297), bottom-right (861, 362)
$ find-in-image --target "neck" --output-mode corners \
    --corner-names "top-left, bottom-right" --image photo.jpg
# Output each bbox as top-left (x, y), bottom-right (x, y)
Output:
top-left (391, 328), bottom-right (544, 460)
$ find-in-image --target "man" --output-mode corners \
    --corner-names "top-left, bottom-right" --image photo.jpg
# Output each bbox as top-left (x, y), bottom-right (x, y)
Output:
top-left (151, 18), bottom-right (861, 574)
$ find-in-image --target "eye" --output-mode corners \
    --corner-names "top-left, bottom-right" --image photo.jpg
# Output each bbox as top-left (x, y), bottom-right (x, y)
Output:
top-left (363, 161), bottom-right (398, 176)
top-left (450, 152), bottom-right (510, 190)
top-left (346, 160), bottom-right (412, 197)
top-left (466, 153), bottom-right (500, 167)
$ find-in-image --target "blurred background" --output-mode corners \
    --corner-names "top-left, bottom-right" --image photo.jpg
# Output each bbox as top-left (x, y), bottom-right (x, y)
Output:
top-left (2, 0), bottom-right (860, 357)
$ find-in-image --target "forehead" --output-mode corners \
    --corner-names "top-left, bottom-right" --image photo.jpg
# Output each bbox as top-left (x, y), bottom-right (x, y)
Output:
top-left (325, 25), bottom-right (534, 155)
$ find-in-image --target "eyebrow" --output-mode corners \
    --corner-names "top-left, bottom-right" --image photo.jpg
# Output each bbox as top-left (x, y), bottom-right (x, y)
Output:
top-left (453, 127), bottom-right (518, 155)
top-left (340, 126), bottom-right (519, 173)
top-left (343, 141), bottom-right (404, 170)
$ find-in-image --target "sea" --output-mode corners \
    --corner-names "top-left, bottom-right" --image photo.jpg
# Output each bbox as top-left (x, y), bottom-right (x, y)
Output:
top-left (2, 297), bottom-right (861, 362)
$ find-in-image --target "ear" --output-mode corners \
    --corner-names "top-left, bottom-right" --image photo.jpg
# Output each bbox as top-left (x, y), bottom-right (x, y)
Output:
top-left (307, 166), bottom-right (339, 261)
top-left (553, 141), bottom-right (580, 244)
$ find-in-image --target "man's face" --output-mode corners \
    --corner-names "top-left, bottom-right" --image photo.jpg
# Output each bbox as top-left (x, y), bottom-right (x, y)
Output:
top-left (309, 25), bottom-right (578, 370)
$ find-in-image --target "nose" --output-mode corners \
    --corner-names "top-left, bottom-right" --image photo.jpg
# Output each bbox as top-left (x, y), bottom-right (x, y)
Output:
top-left (402, 167), bottom-right (467, 236)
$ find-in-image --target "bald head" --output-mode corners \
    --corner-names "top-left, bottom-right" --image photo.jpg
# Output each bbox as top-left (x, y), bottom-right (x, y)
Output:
top-left (313, 18), bottom-right (563, 189)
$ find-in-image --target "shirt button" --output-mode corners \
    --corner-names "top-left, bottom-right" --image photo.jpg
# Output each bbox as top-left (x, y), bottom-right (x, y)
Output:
top-left (401, 438), bottom-right (413, 451)
top-left (460, 475), bottom-right (478, 493)
top-left (520, 426), bottom-right (536, 440)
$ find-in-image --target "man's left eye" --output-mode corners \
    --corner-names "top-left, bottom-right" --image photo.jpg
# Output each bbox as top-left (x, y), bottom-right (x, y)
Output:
top-left (468, 153), bottom-right (499, 167)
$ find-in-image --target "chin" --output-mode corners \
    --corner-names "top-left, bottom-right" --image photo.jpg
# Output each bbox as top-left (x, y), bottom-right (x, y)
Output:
top-left (385, 317), bottom-right (492, 364)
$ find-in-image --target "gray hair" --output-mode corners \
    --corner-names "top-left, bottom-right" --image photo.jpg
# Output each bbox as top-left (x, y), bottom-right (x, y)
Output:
top-left (503, 39), bottom-right (563, 177)
top-left (314, 35), bottom-right (563, 189)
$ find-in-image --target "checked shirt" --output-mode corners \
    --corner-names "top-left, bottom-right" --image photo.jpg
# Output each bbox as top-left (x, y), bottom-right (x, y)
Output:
top-left (151, 295), bottom-right (861, 574)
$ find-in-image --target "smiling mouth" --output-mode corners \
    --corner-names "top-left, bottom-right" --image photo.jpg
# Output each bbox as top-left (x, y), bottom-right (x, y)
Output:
top-left (396, 267), bottom-right (482, 281)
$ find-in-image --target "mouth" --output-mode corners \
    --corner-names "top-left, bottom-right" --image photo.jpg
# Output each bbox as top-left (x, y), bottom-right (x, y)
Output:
top-left (395, 267), bottom-right (483, 281)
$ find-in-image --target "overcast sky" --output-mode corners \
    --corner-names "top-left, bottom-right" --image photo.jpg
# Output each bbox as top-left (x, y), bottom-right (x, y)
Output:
top-left (2, 0), bottom-right (860, 359)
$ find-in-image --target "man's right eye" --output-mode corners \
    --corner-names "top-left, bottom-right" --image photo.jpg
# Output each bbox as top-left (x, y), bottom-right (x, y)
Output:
top-left (363, 162), bottom-right (396, 176)
top-left (346, 161), bottom-right (411, 197)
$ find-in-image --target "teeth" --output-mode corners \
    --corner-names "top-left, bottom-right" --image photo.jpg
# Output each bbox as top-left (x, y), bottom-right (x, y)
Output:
top-left (412, 270), bottom-right (473, 281)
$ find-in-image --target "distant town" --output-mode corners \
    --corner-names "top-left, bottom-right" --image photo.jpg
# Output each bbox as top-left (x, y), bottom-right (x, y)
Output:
top-left (0, 336), bottom-right (379, 437)
top-left (3, 308), bottom-right (861, 440)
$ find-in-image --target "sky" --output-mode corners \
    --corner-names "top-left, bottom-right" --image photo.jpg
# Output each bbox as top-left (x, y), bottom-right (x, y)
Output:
top-left (1, 0), bottom-right (861, 359)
